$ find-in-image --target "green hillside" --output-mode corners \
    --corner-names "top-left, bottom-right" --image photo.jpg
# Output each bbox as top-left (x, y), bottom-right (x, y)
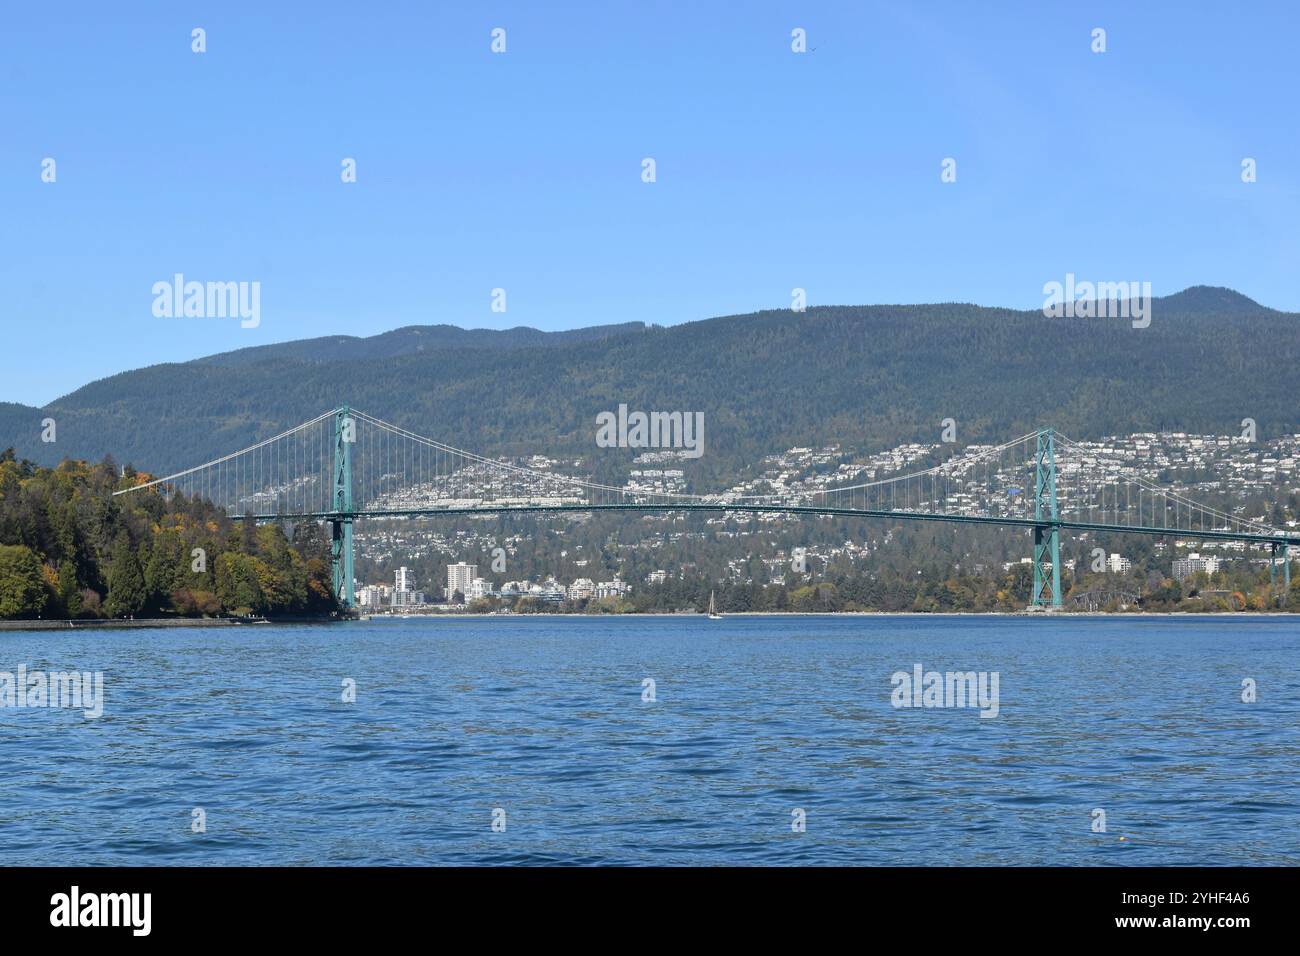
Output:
top-left (0, 286), bottom-right (1292, 487)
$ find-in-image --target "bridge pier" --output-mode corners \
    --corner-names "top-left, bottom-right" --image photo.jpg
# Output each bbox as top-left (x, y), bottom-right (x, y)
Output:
top-left (1032, 524), bottom-right (1062, 607)
top-left (331, 517), bottom-right (354, 609)
top-left (1030, 429), bottom-right (1063, 607)
top-left (1287, 542), bottom-right (1292, 602)
top-left (1269, 541), bottom-right (1290, 606)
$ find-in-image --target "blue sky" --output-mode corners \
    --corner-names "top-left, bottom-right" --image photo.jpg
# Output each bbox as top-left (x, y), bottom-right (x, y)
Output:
top-left (1, 1), bottom-right (1296, 405)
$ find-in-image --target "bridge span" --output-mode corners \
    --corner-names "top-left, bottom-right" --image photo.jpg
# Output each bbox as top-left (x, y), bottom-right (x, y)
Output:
top-left (114, 406), bottom-right (1298, 609)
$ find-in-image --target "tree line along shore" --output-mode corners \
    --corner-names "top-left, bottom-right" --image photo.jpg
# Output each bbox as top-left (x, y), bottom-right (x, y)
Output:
top-left (0, 451), bottom-right (339, 622)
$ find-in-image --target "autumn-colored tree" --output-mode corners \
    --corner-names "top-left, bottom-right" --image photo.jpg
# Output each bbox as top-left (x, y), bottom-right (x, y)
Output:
top-left (0, 544), bottom-right (48, 618)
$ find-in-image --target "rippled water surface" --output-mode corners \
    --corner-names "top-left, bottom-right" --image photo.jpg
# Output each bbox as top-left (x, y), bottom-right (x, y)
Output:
top-left (1, 615), bottom-right (1296, 865)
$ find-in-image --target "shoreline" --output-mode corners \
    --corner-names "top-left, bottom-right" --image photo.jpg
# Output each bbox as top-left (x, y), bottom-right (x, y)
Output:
top-left (358, 609), bottom-right (1297, 620)
top-left (0, 616), bottom-right (338, 632)
top-left (1, 610), bottom-right (1294, 632)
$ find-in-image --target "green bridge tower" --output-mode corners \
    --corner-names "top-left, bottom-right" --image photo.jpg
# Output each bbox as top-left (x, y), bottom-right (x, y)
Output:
top-left (1031, 428), bottom-right (1063, 607)
top-left (330, 405), bottom-right (356, 609)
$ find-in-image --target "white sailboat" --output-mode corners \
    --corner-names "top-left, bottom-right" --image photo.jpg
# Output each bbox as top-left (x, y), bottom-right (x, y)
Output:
top-left (708, 590), bottom-right (721, 620)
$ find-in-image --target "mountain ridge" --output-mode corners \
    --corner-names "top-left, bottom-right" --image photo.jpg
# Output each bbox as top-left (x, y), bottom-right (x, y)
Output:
top-left (190, 320), bottom-right (649, 371)
top-left (29, 284), bottom-right (1280, 412)
top-left (1, 285), bottom-right (1293, 485)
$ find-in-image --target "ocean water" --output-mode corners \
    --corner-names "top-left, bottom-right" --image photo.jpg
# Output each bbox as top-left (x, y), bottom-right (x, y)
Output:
top-left (0, 615), bottom-right (1296, 866)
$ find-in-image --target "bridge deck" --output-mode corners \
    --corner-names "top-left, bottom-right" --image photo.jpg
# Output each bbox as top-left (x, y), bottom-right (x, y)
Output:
top-left (233, 503), bottom-right (1300, 547)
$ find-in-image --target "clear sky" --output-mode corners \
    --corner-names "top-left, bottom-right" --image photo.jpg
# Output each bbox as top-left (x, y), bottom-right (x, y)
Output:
top-left (2, 1), bottom-right (1296, 405)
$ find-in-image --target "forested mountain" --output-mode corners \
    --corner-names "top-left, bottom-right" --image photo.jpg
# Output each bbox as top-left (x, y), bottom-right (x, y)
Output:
top-left (0, 286), bottom-right (1293, 488)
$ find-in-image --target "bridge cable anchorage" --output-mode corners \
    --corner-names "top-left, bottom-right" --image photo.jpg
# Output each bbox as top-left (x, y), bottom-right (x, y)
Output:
top-left (110, 411), bottom-right (1296, 610)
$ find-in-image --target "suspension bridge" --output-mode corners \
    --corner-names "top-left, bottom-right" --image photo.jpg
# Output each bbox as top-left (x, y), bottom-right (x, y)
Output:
top-left (112, 406), bottom-right (1298, 609)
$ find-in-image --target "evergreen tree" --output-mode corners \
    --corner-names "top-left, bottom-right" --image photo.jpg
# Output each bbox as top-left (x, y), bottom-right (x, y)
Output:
top-left (105, 533), bottom-right (146, 617)
top-left (0, 544), bottom-right (48, 618)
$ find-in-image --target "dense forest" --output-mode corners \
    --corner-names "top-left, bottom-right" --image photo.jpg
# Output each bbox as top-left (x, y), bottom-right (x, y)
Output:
top-left (0, 450), bottom-right (338, 620)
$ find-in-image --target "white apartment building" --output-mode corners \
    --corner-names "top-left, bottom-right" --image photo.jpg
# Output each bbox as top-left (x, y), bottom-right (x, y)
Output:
top-left (445, 562), bottom-right (477, 600)
top-left (1172, 552), bottom-right (1220, 581)
top-left (1106, 553), bottom-right (1131, 574)
top-left (392, 587), bottom-right (426, 607)
top-left (594, 578), bottom-right (628, 599)
top-left (357, 584), bottom-right (392, 607)
top-left (538, 582), bottom-right (567, 604)
top-left (392, 566), bottom-right (425, 607)
top-left (568, 578), bottom-right (596, 601)
top-left (467, 577), bottom-right (495, 600)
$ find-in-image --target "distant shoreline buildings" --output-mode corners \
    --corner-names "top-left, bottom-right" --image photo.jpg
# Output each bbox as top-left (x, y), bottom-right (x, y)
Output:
top-left (357, 566), bottom-right (425, 608)
top-left (356, 561), bottom-right (630, 610)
